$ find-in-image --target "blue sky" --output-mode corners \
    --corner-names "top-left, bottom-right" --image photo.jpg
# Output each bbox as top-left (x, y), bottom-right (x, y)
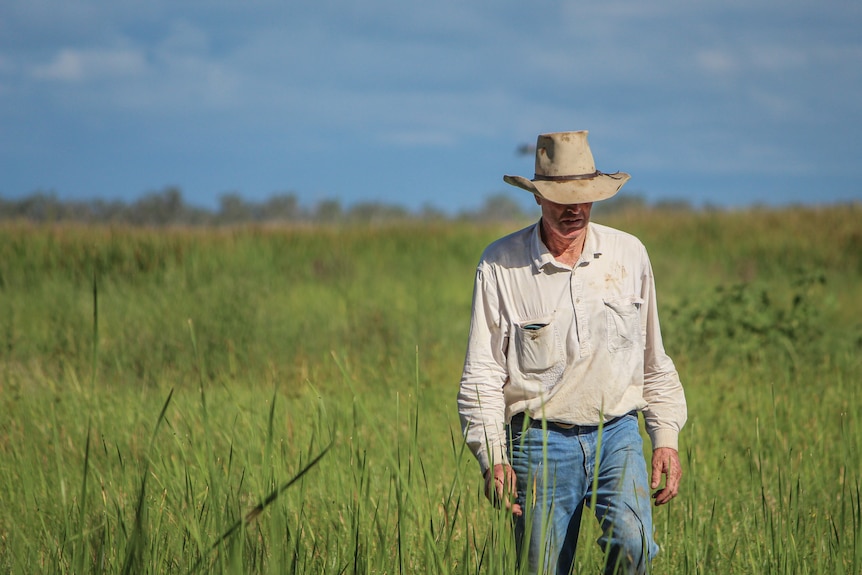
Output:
top-left (2, 0), bottom-right (860, 214)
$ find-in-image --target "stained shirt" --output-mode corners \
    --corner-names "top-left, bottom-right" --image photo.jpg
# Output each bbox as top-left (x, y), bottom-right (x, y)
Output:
top-left (457, 221), bottom-right (687, 474)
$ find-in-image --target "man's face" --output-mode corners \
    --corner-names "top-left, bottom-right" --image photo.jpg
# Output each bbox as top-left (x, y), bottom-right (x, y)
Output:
top-left (535, 196), bottom-right (593, 241)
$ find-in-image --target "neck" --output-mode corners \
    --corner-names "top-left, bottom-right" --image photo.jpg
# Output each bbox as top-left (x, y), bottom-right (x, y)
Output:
top-left (540, 221), bottom-right (588, 267)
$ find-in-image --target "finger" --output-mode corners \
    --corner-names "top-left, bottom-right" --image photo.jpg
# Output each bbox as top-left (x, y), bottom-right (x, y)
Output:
top-left (664, 454), bottom-right (682, 495)
top-left (502, 467), bottom-right (521, 516)
top-left (507, 471), bottom-right (520, 515)
top-left (506, 468), bottom-right (518, 498)
top-left (665, 462), bottom-right (681, 494)
top-left (495, 476), bottom-right (507, 503)
top-left (500, 473), bottom-right (517, 502)
top-left (650, 455), bottom-right (665, 489)
top-left (654, 483), bottom-right (678, 505)
top-left (652, 472), bottom-right (680, 505)
top-left (653, 487), bottom-right (670, 505)
top-left (487, 474), bottom-right (509, 505)
top-left (494, 467), bottom-right (518, 512)
top-left (489, 477), bottom-right (505, 505)
top-left (653, 480), bottom-right (672, 505)
top-left (511, 502), bottom-right (523, 517)
top-left (484, 469), bottom-right (501, 505)
top-left (500, 486), bottom-right (521, 516)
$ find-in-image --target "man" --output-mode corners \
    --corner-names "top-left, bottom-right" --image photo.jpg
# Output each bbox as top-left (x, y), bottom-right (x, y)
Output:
top-left (457, 131), bottom-right (687, 574)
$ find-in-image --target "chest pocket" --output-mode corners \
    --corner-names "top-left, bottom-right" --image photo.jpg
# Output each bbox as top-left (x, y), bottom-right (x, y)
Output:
top-left (514, 319), bottom-right (562, 373)
top-left (604, 296), bottom-right (644, 352)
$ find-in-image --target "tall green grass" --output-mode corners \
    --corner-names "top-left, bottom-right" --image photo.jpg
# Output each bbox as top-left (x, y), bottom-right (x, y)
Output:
top-left (1, 205), bottom-right (860, 573)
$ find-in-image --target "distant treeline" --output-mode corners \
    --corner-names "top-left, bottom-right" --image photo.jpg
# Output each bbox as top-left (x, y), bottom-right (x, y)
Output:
top-left (0, 187), bottom-right (686, 226)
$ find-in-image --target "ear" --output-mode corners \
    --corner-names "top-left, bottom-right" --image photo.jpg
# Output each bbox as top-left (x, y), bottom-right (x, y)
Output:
top-left (534, 194), bottom-right (542, 206)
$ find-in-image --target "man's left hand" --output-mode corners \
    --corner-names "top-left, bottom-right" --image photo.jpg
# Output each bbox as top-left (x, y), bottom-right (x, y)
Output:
top-left (650, 447), bottom-right (682, 506)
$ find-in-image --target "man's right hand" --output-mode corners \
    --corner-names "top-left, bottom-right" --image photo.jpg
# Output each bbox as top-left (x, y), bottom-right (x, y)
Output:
top-left (484, 464), bottom-right (523, 516)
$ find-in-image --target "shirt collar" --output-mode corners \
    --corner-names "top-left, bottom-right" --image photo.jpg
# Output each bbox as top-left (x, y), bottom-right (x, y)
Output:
top-left (530, 220), bottom-right (601, 273)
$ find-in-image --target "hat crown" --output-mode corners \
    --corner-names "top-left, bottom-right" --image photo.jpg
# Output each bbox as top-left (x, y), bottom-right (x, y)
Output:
top-left (535, 131), bottom-right (596, 177)
top-left (502, 129), bottom-right (629, 204)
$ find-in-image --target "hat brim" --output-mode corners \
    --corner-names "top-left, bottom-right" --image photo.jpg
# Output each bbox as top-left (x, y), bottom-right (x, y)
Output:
top-left (503, 172), bottom-right (630, 204)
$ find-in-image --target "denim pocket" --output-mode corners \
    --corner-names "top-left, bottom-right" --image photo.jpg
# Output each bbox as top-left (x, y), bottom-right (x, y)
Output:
top-left (514, 319), bottom-right (561, 373)
top-left (604, 296), bottom-right (644, 352)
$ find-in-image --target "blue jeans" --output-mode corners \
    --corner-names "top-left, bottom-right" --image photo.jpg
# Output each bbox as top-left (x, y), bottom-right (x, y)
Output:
top-left (509, 413), bottom-right (659, 575)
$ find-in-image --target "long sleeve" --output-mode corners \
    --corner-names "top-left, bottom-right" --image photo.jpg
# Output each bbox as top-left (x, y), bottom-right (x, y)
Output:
top-left (639, 254), bottom-right (687, 451)
top-left (457, 264), bottom-right (510, 474)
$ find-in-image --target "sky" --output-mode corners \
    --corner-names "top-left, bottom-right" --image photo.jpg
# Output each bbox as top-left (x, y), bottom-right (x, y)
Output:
top-left (2, 0), bottom-right (861, 214)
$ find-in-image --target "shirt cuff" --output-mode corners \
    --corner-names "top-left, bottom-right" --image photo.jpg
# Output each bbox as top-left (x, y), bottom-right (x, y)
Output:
top-left (647, 428), bottom-right (679, 451)
top-left (477, 444), bottom-right (510, 476)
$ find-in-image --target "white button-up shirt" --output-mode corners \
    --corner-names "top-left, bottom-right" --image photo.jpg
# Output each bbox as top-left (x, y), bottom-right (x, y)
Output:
top-left (457, 221), bottom-right (687, 474)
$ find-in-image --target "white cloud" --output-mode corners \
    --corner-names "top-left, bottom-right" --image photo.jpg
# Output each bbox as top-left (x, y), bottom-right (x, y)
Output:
top-left (693, 42), bottom-right (811, 80)
top-left (31, 47), bottom-right (146, 81)
top-left (695, 49), bottom-right (739, 76)
top-left (3, 0), bottom-right (860, 207)
top-left (23, 19), bottom-right (239, 112)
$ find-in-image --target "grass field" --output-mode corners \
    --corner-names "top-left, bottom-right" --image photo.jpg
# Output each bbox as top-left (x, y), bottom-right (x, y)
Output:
top-left (1, 204), bottom-right (861, 573)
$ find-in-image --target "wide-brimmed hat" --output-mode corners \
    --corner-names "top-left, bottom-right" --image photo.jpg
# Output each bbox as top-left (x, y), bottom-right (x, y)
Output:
top-left (503, 131), bottom-right (630, 204)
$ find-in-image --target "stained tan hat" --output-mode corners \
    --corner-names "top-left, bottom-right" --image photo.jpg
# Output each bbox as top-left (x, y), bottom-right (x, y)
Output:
top-left (503, 131), bottom-right (630, 204)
